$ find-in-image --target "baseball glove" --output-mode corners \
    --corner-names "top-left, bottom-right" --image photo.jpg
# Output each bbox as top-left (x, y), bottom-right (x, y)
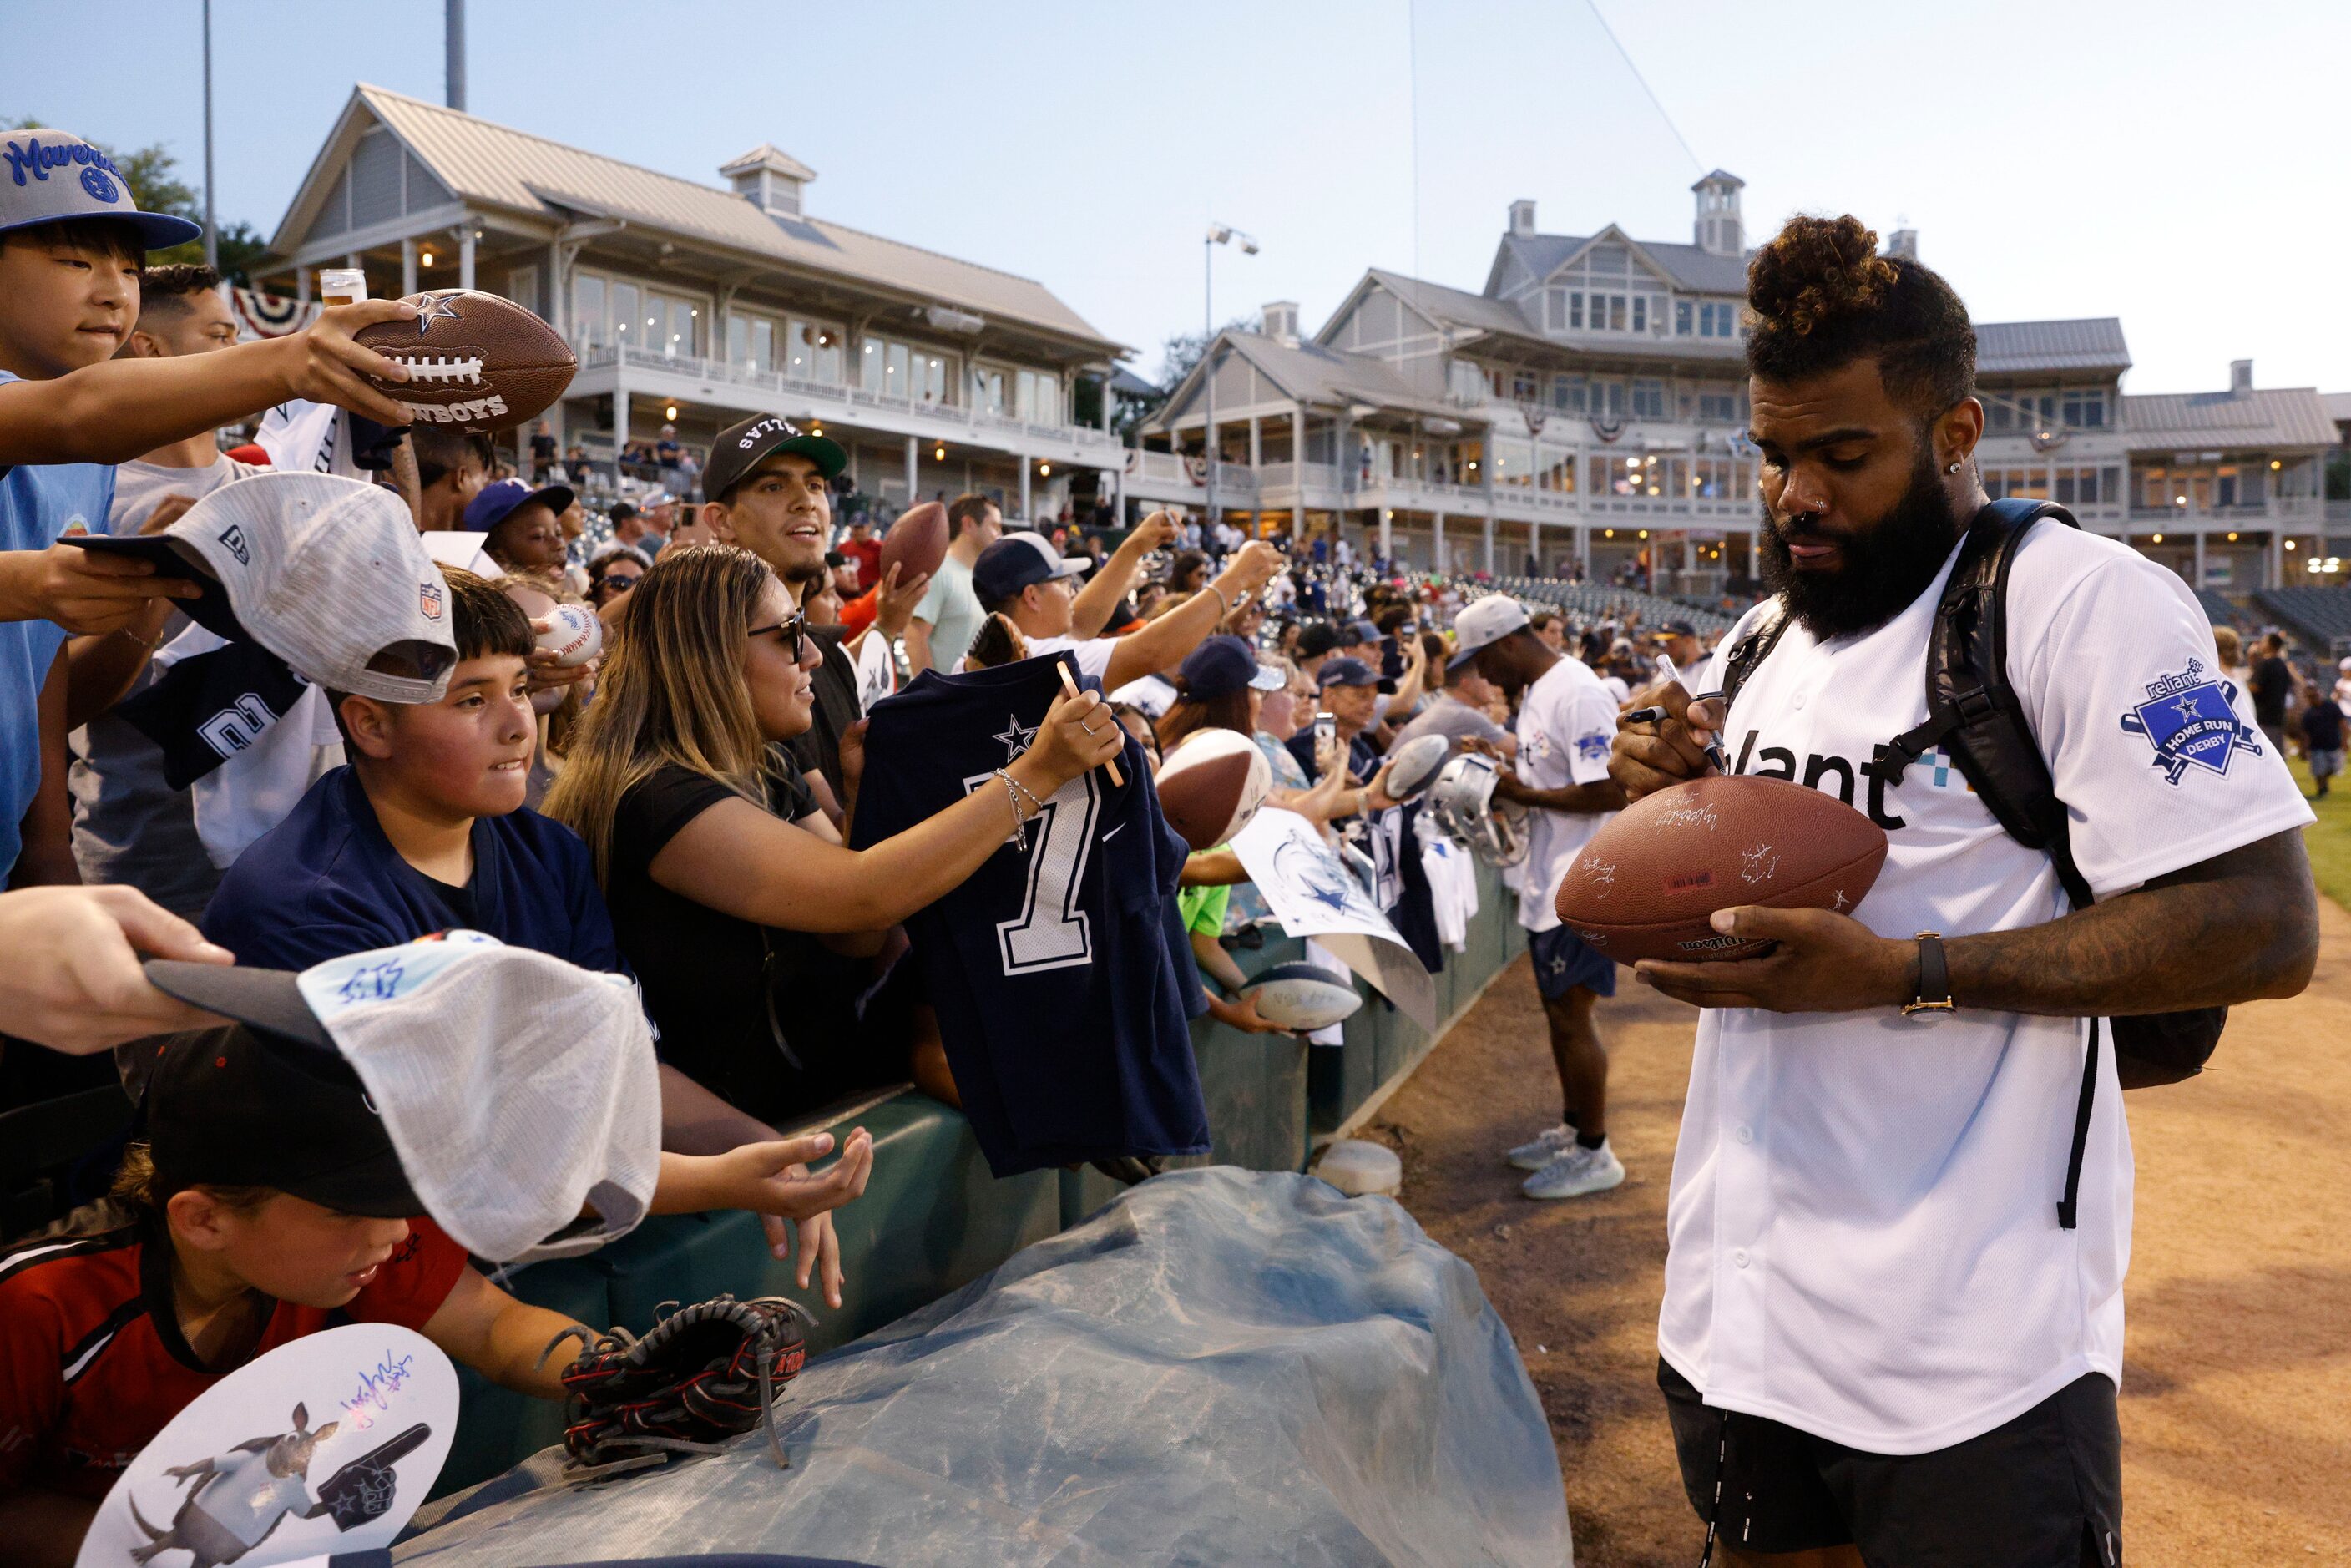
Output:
top-left (539, 1294), bottom-right (816, 1474)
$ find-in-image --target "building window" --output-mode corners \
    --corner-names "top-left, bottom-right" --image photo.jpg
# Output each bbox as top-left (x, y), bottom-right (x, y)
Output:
top-left (726, 312), bottom-right (775, 373)
top-left (785, 317), bottom-right (842, 383)
top-left (1590, 380), bottom-right (1625, 418)
top-left (1609, 295), bottom-right (1628, 331)
top-left (1697, 392), bottom-right (1739, 423)
top-left (1552, 374), bottom-right (1585, 412)
top-left (1676, 300), bottom-right (1693, 336)
top-left (1631, 380), bottom-right (1665, 419)
top-left (1697, 301), bottom-right (1735, 337)
top-left (1631, 296), bottom-right (1647, 333)
top-left (1017, 368), bottom-right (1061, 425)
top-left (973, 367), bottom-right (1008, 417)
top-left (2062, 389), bottom-right (2105, 428)
top-left (1570, 291), bottom-right (1585, 330)
top-left (571, 274), bottom-right (606, 351)
top-left (1511, 370), bottom-right (1540, 403)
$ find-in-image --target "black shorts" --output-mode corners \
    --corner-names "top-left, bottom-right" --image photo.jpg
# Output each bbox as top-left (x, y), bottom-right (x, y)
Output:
top-left (1659, 1359), bottom-right (2122, 1565)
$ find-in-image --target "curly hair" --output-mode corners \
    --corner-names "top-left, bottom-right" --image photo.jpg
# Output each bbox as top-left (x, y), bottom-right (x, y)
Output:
top-left (1745, 215), bottom-right (1975, 420)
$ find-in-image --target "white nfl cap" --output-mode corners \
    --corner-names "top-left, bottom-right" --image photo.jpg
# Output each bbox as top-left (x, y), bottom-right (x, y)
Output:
top-left (1448, 594), bottom-right (1531, 670)
top-left (73, 473), bottom-right (458, 703)
top-left (147, 930), bottom-right (662, 1264)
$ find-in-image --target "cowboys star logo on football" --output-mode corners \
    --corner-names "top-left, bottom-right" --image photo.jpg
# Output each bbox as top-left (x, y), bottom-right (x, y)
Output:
top-left (2118, 657), bottom-right (2263, 785)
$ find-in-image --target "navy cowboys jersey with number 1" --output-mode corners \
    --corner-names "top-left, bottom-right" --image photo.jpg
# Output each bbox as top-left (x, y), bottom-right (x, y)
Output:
top-left (851, 654), bottom-right (1211, 1175)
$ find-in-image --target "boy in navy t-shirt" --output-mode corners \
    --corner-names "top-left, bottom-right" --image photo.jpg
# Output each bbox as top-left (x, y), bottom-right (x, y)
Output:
top-left (204, 570), bottom-right (869, 1302)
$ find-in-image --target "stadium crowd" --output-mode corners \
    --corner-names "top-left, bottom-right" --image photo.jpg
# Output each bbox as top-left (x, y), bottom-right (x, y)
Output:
top-left (0, 122), bottom-right (2332, 1567)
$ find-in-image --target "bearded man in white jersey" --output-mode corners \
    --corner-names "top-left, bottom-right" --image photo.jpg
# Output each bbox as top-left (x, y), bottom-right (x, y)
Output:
top-left (1615, 215), bottom-right (2318, 1566)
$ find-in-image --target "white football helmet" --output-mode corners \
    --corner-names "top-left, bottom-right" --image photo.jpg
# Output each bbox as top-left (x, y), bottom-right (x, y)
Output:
top-left (1427, 753), bottom-right (1529, 868)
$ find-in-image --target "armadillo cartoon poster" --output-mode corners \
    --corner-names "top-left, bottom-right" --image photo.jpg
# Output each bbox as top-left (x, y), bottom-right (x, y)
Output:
top-left (76, 1323), bottom-right (456, 1568)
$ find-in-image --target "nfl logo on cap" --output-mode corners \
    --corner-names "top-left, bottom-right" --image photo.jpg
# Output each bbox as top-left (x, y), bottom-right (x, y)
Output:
top-left (420, 579), bottom-right (444, 620)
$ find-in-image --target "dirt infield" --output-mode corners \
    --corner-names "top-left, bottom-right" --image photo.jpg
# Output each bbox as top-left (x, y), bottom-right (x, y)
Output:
top-left (1370, 899), bottom-right (2351, 1566)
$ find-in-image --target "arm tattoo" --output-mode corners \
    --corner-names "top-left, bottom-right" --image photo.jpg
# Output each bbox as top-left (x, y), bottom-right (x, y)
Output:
top-left (1945, 827), bottom-right (2318, 1015)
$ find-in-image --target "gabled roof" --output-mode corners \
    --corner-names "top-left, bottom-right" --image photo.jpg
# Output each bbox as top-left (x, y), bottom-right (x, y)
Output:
top-left (719, 144), bottom-right (816, 183)
top-left (1974, 318), bottom-right (2131, 376)
top-left (275, 85), bottom-right (1121, 354)
top-left (1326, 267), bottom-right (1743, 367)
top-left (2120, 386), bottom-right (2338, 450)
top-left (1150, 329), bottom-right (1469, 432)
top-left (1487, 226), bottom-right (1749, 300)
top-left (2320, 391), bottom-right (2351, 425)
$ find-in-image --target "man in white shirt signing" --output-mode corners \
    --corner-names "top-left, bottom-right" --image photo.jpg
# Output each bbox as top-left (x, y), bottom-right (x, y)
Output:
top-left (1614, 214), bottom-right (2318, 1566)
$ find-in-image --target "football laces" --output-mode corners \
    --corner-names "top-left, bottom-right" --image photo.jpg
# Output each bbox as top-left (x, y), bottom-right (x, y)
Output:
top-left (384, 353), bottom-right (486, 386)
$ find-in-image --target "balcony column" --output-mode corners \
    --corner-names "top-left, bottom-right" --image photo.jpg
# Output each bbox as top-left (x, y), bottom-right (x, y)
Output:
top-left (2194, 529), bottom-right (2207, 589)
top-left (295, 266), bottom-right (310, 306)
top-left (1579, 523), bottom-right (1592, 577)
top-left (2269, 529), bottom-right (2283, 589)
top-left (612, 371), bottom-right (629, 490)
top-left (906, 436), bottom-right (918, 510)
top-left (548, 240), bottom-right (566, 340)
top-left (1433, 511), bottom-right (1446, 574)
top-left (1378, 508), bottom-right (1393, 562)
top-left (400, 237), bottom-right (417, 296)
top-left (458, 226), bottom-right (476, 291)
top-left (1747, 529), bottom-right (1757, 579)
top-left (1482, 509), bottom-right (1495, 575)
top-left (1099, 374), bottom-right (1112, 434)
top-left (1248, 416), bottom-right (1261, 468)
top-left (1019, 453), bottom-right (1032, 523)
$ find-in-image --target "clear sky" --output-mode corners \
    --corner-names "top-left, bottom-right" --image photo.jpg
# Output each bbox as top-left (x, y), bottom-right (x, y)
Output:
top-left (6, 0), bottom-right (2342, 395)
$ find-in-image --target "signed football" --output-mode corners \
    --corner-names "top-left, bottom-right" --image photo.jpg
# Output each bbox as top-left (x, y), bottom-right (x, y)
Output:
top-left (878, 501), bottom-right (949, 587)
top-left (1243, 963), bottom-right (1363, 1030)
top-left (1382, 733), bottom-right (1452, 802)
top-left (1155, 727), bottom-right (1272, 852)
top-left (356, 291), bottom-right (575, 433)
top-left (1552, 775), bottom-right (1888, 964)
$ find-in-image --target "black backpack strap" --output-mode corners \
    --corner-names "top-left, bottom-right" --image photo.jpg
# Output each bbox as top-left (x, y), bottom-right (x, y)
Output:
top-left (1888, 498), bottom-right (2113, 1227)
top-left (1716, 603), bottom-right (1791, 713)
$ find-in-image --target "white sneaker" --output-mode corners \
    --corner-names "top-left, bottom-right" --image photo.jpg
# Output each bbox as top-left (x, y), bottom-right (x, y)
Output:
top-left (1521, 1140), bottom-right (1625, 1201)
top-left (1505, 1124), bottom-right (1577, 1171)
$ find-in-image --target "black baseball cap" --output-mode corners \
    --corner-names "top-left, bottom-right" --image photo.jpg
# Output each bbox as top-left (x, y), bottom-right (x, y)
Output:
top-left (1297, 623), bottom-right (1341, 659)
top-left (1178, 635), bottom-right (1287, 701)
top-left (138, 963), bottom-right (420, 1218)
top-left (1316, 656), bottom-right (1380, 690)
top-left (704, 413), bottom-right (847, 502)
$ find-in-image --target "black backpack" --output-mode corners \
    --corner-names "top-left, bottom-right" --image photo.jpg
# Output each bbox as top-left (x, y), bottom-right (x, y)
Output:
top-left (1718, 498), bottom-right (2225, 1228)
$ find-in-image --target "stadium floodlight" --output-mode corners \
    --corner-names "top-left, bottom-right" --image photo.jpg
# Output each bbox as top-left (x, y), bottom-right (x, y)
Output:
top-left (1201, 222), bottom-right (1262, 529)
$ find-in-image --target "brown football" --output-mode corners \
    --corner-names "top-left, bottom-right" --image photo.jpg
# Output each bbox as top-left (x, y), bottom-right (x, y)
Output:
top-left (1552, 775), bottom-right (1888, 964)
top-left (356, 290), bottom-right (575, 433)
top-left (878, 501), bottom-right (949, 587)
top-left (1155, 728), bottom-right (1272, 852)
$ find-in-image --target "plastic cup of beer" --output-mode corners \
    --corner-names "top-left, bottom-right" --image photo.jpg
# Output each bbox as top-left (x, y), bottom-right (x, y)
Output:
top-left (320, 268), bottom-right (367, 307)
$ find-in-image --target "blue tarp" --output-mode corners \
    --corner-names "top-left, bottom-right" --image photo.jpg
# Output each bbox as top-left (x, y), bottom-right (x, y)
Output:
top-left (398, 1169), bottom-right (1570, 1567)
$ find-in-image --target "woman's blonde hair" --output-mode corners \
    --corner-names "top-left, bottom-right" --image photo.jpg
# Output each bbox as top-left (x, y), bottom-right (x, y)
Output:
top-left (544, 544), bottom-right (781, 881)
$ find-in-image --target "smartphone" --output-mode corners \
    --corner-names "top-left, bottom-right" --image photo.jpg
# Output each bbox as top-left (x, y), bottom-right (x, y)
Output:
top-left (1314, 711), bottom-right (1337, 771)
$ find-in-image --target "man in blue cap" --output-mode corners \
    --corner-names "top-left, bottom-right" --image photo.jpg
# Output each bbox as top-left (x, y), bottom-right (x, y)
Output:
top-left (974, 529), bottom-right (1282, 691)
top-left (0, 127), bottom-right (419, 887)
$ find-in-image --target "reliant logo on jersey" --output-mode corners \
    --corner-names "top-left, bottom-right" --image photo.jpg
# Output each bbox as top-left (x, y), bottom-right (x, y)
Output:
top-left (1727, 729), bottom-right (1912, 830)
top-left (2119, 659), bottom-right (2263, 784)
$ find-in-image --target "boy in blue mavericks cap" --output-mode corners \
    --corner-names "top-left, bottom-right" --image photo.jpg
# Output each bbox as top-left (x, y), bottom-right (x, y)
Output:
top-left (0, 127), bottom-right (421, 883)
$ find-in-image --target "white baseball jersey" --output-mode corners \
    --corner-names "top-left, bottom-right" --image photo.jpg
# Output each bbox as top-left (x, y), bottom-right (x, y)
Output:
top-left (1661, 524), bottom-right (2311, 1454)
top-left (1513, 655), bottom-right (1621, 932)
top-left (1023, 633), bottom-right (1115, 684)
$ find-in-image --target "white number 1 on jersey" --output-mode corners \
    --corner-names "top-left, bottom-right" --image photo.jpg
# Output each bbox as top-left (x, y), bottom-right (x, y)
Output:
top-left (962, 769), bottom-right (1100, 974)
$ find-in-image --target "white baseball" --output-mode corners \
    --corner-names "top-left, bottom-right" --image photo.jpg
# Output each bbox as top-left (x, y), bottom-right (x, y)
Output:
top-left (536, 603), bottom-right (603, 668)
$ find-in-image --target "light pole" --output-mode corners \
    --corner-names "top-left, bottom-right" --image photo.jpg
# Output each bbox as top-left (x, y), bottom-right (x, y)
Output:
top-left (200, 0), bottom-right (215, 268)
top-left (1203, 223), bottom-right (1257, 531)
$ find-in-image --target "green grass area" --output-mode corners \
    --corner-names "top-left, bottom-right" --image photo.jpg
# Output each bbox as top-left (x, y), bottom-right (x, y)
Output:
top-left (2285, 755), bottom-right (2351, 909)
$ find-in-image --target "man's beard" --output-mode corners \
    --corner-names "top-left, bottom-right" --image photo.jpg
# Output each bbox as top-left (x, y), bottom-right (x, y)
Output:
top-left (1759, 452), bottom-right (1966, 640)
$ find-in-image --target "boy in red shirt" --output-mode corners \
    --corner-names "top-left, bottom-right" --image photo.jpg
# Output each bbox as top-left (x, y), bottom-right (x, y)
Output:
top-left (0, 1023), bottom-right (584, 1565)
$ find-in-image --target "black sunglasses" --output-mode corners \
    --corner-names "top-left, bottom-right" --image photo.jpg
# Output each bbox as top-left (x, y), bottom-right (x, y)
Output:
top-left (747, 611), bottom-right (811, 660)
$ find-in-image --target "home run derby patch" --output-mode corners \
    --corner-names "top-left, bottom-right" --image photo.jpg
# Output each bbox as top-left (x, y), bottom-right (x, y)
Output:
top-left (2118, 659), bottom-right (2263, 785)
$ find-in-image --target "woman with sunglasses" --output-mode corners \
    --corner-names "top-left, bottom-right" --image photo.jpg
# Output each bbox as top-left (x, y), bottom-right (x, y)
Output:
top-left (547, 544), bottom-right (1121, 1125)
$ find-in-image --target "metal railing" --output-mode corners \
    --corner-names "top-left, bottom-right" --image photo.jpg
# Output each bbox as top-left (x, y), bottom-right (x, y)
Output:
top-left (578, 345), bottom-right (1122, 452)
